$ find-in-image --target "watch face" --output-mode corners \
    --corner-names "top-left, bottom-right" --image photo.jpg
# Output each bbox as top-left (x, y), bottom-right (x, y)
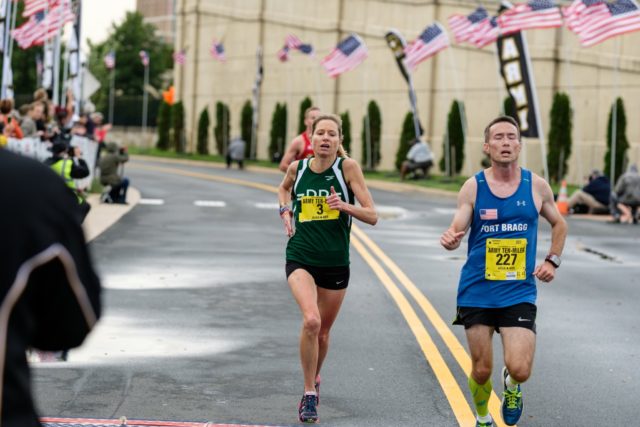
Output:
top-left (547, 255), bottom-right (561, 267)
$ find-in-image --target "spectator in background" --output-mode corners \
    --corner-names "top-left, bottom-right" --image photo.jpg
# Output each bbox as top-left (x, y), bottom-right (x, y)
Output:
top-left (44, 141), bottom-right (91, 221)
top-left (0, 148), bottom-right (101, 427)
top-left (0, 99), bottom-right (24, 139)
top-left (610, 164), bottom-right (640, 224)
top-left (99, 142), bottom-right (130, 204)
top-left (226, 137), bottom-right (246, 169)
top-left (568, 169), bottom-right (611, 214)
top-left (20, 103), bottom-right (45, 138)
top-left (92, 112), bottom-right (112, 144)
top-left (400, 138), bottom-right (434, 180)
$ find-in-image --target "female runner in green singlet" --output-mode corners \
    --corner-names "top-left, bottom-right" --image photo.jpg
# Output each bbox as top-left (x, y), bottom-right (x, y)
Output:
top-left (278, 114), bottom-right (378, 423)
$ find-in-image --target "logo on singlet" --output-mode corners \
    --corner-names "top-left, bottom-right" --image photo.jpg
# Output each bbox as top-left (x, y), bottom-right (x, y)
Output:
top-left (517, 200), bottom-right (526, 207)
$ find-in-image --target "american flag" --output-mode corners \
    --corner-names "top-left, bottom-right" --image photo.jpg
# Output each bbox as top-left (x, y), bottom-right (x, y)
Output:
top-left (12, 1), bottom-right (74, 49)
top-left (562, 0), bottom-right (606, 31)
top-left (321, 33), bottom-right (368, 78)
top-left (104, 51), bottom-right (116, 70)
top-left (22, 0), bottom-right (58, 18)
top-left (403, 22), bottom-right (449, 71)
top-left (285, 33), bottom-right (314, 55)
top-left (210, 39), bottom-right (226, 62)
top-left (498, 0), bottom-right (564, 36)
top-left (139, 50), bottom-right (149, 67)
top-left (448, 7), bottom-right (490, 44)
top-left (470, 16), bottom-right (501, 47)
top-left (572, 0), bottom-right (640, 46)
top-left (277, 45), bottom-right (290, 62)
top-left (480, 209), bottom-right (499, 220)
top-left (173, 50), bottom-right (186, 65)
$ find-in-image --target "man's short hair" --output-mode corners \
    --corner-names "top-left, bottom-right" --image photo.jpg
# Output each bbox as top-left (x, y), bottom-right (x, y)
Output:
top-left (484, 116), bottom-right (521, 143)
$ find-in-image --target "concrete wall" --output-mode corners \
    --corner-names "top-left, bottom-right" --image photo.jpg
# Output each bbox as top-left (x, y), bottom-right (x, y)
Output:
top-left (174, 0), bottom-right (640, 184)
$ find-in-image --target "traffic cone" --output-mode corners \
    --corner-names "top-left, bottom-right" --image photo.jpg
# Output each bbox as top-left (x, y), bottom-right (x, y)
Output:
top-left (556, 180), bottom-right (569, 215)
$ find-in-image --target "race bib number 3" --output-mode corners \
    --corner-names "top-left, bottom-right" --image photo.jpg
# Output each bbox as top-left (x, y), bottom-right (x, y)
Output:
top-left (299, 196), bottom-right (339, 222)
top-left (485, 238), bottom-right (527, 281)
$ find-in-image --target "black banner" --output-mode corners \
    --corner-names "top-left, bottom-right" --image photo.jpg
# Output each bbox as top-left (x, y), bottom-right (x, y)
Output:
top-left (497, 32), bottom-right (540, 138)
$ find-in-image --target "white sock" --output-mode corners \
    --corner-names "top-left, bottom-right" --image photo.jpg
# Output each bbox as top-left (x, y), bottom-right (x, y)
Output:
top-left (305, 391), bottom-right (317, 396)
top-left (506, 374), bottom-right (520, 391)
top-left (477, 414), bottom-right (492, 423)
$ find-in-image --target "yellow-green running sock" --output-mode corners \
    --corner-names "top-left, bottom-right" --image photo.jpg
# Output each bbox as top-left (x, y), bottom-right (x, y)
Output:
top-left (468, 376), bottom-right (492, 418)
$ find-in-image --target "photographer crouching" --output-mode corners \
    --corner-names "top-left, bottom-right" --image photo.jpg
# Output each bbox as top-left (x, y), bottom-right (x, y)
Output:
top-left (99, 142), bottom-right (130, 204)
top-left (44, 141), bottom-right (92, 221)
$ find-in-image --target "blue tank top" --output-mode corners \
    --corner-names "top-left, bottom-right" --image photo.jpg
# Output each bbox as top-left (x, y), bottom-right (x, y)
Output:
top-left (457, 168), bottom-right (538, 308)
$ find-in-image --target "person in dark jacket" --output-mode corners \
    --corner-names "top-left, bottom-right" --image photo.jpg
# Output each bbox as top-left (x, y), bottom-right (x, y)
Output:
top-left (98, 142), bottom-right (129, 204)
top-left (0, 149), bottom-right (101, 427)
top-left (568, 169), bottom-right (611, 214)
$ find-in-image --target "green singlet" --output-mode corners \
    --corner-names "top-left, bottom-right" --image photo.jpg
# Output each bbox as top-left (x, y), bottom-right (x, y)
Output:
top-left (286, 157), bottom-right (354, 267)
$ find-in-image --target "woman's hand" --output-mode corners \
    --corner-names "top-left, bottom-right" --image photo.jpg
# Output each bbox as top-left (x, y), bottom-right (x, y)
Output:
top-left (326, 186), bottom-right (344, 211)
top-left (281, 209), bottom-right (294, 237)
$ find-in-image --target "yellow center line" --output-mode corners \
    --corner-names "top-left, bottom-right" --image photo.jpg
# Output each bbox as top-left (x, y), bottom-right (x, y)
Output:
top-left (351, 225), bottom-right (511, 427)
top-left (351, 234), bottom-right (476, 425)
top-left (131, 160), bottom-right (509, 426)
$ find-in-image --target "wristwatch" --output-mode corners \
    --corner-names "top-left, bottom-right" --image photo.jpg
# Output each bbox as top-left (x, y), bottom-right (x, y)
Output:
top-left (545, 253), bottom-right (561, 268)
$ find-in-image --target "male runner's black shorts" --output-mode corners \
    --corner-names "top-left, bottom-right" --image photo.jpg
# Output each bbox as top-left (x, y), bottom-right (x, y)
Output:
top-left (285, 261), bottom-right (350, 290)
top-left (452, 302), bottom-right (537, 333)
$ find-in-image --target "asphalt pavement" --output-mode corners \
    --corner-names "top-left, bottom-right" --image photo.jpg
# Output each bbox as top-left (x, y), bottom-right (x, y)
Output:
top-left (32, 157), bottom-right (640, 427)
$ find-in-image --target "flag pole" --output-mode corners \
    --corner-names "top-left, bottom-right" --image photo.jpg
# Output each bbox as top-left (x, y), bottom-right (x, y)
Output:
top-left (0, 0), bottom-right (13, 99)
top-left (108, 67), bottom-right (115, 124)
top-left (142, 61), bottom-right (149, 138)
top-left (250, 46), bottom-right (263, 160)
top-left (610, 38), bottom-right (621, 187)
top-left (520, 31), bottom-right (549, 181)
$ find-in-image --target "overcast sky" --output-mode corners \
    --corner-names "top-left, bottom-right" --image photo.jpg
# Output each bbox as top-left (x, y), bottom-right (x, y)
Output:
top-left (81, 0), bottom-right (136, 52)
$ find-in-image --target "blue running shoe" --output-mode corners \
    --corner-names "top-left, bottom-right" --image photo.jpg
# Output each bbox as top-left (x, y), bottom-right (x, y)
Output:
top-left (501, 367), bottom-right (523, 426)
top-left (475, 418), bottom-right (494, 427)
top-left (298, 393), bottom-right (319, 423)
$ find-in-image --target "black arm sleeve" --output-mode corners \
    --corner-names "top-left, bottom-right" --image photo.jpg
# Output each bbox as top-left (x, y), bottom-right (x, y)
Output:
top-left (70, 158), bottom-right (90, 179)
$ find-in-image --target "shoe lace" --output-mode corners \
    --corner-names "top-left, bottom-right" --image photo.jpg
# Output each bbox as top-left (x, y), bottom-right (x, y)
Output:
top-left (303, 395), bottom-right (316, 413)
top-left (504, 388), bottom-right (522, 410)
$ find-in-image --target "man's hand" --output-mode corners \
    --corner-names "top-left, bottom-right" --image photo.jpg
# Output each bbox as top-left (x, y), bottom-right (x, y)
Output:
top-left (440, 228), bottom-right (465, 250)
top-left (533, 262), bottom-right (556, 283)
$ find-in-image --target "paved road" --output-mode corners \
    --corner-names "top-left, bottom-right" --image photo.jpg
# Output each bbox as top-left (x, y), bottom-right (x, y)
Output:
top-left (33, 157), bottom-right (640, 426)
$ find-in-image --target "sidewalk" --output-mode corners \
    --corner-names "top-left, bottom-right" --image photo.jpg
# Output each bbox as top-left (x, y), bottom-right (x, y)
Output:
top-left (83, 188), bottom-right (141, 242)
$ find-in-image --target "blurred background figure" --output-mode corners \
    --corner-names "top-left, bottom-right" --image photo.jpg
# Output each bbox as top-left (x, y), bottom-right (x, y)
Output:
top-left (226, 137), bottom-right (246, 170)
top-left (610, 164), bottom-right (640, 224)
top-left (0, 148), bottom-right (101, 427)
top-left (568, 169), bottom-right (611, 214)
top-left (400, 138), bottom-right (434, 180)
top-left (0, 99), bottom-right (24, 139)
top-left (99, 142), bottom-right (130, 204)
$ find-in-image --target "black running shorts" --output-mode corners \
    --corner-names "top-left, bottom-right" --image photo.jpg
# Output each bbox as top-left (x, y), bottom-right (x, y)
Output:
top-left (452, 302), bottom-right (537, 333)
top-left (285, 261), bottom-right (350, 290)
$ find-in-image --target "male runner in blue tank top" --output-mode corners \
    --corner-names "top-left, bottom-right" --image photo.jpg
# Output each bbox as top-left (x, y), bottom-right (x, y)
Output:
top-left (440, 116), bottom-right (568, 427)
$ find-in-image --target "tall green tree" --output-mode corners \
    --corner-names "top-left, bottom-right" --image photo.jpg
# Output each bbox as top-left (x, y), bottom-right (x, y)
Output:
top-left (439, 100), bottom-right (465, 176)
top-left (361, 100), bottom-right (382, 170)
top-left (604, 97), bottom-right (629, 184)
top-left (298, 97), bottom-right (312, 134)
top-left (503, 97), bottom-right (520, 126)
top-left (156, 101), bottom-right (171, 150)
top-left (547, 93), bottom-right (572, 183)
top-left (214, 102), bottom-right (230, 155)
top-left (340, 111), bottom-right (352, 154)
top-left (197, 107), bottom-right (210, 155)
top-left (241, 100), bottom-right (253, 158)
top-left (269, 103), bottom-right (288, 161)
top-left (87, 11), bottom-right (172, 121)
top-left (396, 112), bottom-right (415, 171)
top-left (171, 101), bottom-right (185, 153)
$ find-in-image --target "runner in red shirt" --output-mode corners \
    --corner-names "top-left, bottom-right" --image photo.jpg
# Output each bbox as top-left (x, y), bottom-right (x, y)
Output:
top-left (279, 106), bottom-right (321, 172)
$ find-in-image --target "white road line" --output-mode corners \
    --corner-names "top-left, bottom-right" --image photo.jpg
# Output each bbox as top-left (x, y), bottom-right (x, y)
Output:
top-left (194, 200), bottom-right (227, 207)
top-left (139, 199), bottom-right (165, 205)
top-left (254, 202), bottom-right (279, 209)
